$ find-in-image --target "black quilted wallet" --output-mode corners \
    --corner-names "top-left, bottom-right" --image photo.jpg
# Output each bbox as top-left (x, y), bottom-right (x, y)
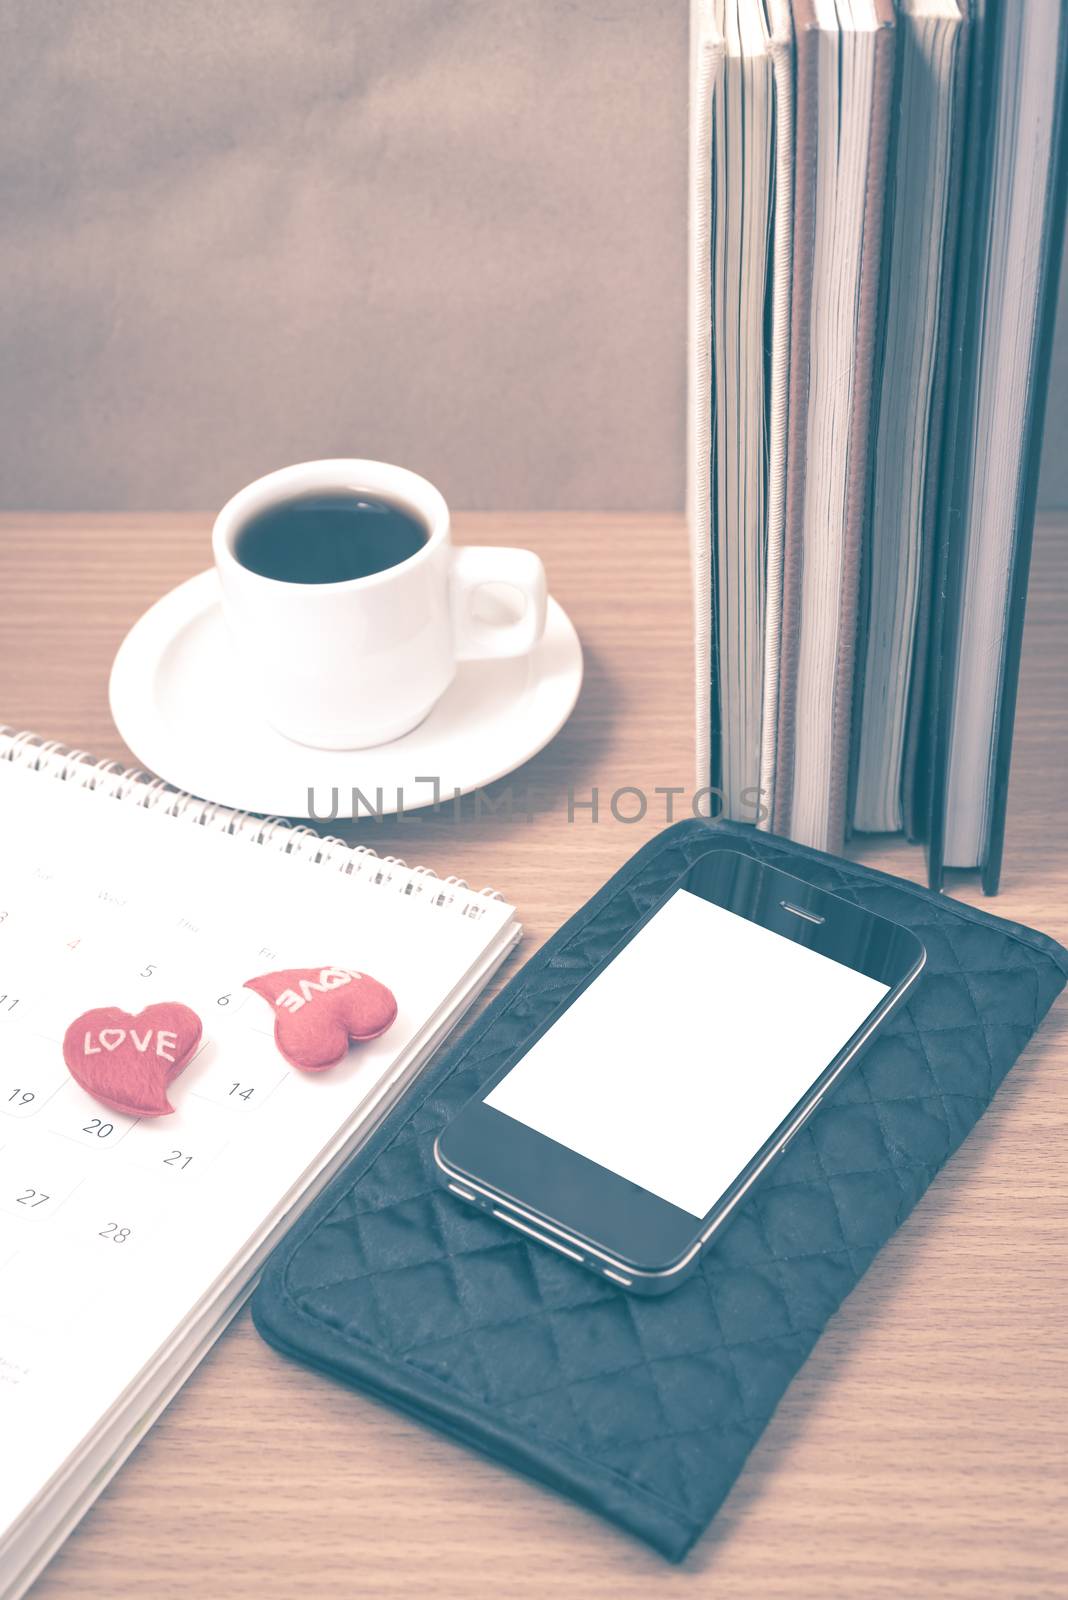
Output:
top-left (252, 821), bottom-right (1067, 1561)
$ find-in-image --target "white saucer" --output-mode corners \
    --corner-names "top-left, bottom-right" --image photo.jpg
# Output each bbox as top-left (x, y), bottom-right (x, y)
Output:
top-left (109, 570), bottom-right (583, 819)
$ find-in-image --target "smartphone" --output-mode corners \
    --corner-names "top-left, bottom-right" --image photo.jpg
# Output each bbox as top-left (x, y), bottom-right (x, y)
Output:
top-left (434, 848), bottom-right (925, 1294)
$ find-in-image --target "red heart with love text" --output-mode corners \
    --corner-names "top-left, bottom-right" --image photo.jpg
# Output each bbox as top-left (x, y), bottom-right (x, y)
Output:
top-left (244, 966), bottom-right (397, 1071)
top-left (62, 1002), bottom-right (203, 1117)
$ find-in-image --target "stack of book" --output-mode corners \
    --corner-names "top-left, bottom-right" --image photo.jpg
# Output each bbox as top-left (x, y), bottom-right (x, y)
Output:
top-left (688, 0), bottom-right (1067, 891)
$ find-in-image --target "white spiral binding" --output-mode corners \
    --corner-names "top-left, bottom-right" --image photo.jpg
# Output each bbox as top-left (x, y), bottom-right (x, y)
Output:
top-left (0, 727), bottom-right (504, 921)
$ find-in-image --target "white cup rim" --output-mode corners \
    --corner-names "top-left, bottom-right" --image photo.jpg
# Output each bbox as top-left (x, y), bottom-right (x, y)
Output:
top-left (212, 459), bottom-right (450, 592)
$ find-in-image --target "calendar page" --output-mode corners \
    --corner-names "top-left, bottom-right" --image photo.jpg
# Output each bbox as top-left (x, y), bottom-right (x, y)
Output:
top-left (0, 755), bottom-right (516, 1549)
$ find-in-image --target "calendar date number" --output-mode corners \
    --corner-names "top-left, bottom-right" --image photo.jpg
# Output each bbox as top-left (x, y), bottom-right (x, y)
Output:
top-left (98, 1222), bottom-right (132, 1243)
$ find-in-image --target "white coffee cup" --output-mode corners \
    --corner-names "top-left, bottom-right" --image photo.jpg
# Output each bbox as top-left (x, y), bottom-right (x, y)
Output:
top-left (213, 459), bottom-right (548, 749)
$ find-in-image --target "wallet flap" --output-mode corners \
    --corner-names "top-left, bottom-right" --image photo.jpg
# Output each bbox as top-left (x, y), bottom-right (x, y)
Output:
top-left (253, 821), bottom-right (1067, 1561)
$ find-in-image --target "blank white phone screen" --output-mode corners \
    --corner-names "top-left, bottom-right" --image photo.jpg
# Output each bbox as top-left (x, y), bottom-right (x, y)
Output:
top-left (485, 889), bottom-right (890, 1218)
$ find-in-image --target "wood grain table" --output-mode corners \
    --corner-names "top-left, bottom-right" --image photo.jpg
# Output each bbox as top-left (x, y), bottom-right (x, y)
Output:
top-left (1, 512), bottom-right (1065, 1599)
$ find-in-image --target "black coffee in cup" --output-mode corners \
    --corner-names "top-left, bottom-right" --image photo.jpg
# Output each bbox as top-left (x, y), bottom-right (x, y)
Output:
top-left (234, 493), bottom-right (428, 584)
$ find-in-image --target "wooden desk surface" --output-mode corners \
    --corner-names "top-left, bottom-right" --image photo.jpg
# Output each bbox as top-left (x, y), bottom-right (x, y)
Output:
top-left (1, 512), bottom-right (1065, 1600)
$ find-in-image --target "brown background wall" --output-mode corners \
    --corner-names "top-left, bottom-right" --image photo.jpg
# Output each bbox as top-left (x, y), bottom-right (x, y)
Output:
top-left (1, 0), bottom-right (1065, 513)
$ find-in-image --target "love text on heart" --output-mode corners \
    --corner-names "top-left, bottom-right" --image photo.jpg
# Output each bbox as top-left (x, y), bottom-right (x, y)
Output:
top-left (83, 1026), bottom-right (180, 1062)
top-left (272, 968), bottom-right (363, 1014)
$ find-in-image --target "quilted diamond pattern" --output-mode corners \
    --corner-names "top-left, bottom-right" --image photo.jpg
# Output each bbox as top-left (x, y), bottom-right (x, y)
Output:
top-left (252, 821), bottom-right (1067, 1561)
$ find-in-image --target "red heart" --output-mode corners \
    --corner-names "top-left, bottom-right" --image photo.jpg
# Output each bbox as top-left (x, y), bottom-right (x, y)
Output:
top-left (244, 966), bottom-right (397, 1071)
top-left (62, 1003), bottom-right (203, 1118)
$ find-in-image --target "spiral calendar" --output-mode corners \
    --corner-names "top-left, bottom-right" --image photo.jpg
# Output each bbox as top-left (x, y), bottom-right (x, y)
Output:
top-left (0, 728), bottom-right (520, 1600)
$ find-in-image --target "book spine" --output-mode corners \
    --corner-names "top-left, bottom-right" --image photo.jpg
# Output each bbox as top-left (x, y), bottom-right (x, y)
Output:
top-left (980, 1), bottom-right (1068, 895)
top-left (757, 0), bottom-right (796, 832)
top-left (772, 12), bottom-right (821, 839)
top-left (687, 1), bottom-right (722, 814)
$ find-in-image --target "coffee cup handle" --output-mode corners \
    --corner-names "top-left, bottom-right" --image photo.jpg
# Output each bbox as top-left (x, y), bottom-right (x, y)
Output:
top-left (449, 547), bottom-right (549, 660)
